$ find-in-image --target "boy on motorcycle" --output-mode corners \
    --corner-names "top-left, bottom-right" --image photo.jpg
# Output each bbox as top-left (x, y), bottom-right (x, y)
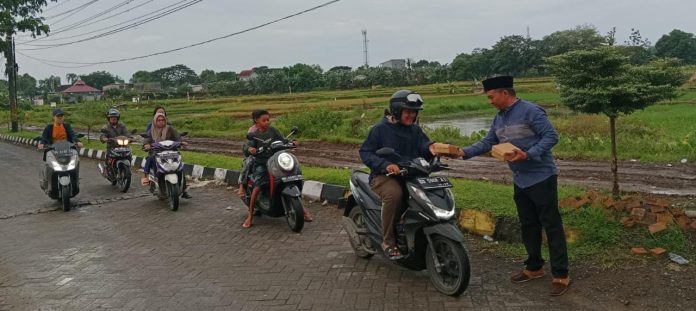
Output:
top-left (241, 109), bottom-right (312, 228)
top-left (100, 108), bottom-right (129, 177)
top-left (359, 90), bottom-right (438, 260)
top-left (236, 113), bottom-right (259, 198)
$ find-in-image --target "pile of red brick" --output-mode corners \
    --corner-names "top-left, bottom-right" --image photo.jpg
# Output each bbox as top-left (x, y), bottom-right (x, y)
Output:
top-left (559, 190), bottom-right (696, 233)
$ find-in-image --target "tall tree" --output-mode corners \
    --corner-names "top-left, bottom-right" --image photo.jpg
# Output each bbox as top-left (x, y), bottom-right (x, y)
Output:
top-left (547, 48), bottom-right (687, 197)
top-left (16, 73), bottom-right (37, 98)
top-left (200, 69), bottom-right (217, 84)
top-left (1, 0), bottom-right (57, 131)
top-left (80, 71), bottom-right (123, 90)
top-left (540, 25), bottom-right (605, 56)
top-left (152, 64), bottom-right (199, 89)
top-left (655, 29), bottom-right (696, 64)
top-left (65, 73), bottom-right (78, 84)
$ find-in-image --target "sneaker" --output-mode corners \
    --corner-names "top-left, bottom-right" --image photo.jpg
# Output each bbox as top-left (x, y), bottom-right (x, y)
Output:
top-left (510, 269), bottom-right (545, 283)
top-left (550, 276), bottom-right (570, 296)
top-left (181, 192), bottom-right (192, 199)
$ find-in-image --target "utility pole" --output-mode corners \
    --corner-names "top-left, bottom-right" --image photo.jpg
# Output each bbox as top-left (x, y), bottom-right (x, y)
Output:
top-left (7, 33), bottom-right (18, 132)
top-left (362, 29), bottom-right (369, 68)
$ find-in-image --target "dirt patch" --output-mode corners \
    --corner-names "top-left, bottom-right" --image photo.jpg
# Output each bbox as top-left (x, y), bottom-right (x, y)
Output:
top-left (186, 137), bottom-right (696, 196)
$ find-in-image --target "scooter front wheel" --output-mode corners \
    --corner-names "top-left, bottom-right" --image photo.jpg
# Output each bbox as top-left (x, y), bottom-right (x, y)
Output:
top-left (118, 167), bottom-right (131, 193)
top-left (426, 236), bottom-right (470, 296)
top-left (60, 185), bottom-right (71, 212)
top-left (284, 196), bottom-right (304, 232)
top-left (167, 181), bottom-right (179, 211)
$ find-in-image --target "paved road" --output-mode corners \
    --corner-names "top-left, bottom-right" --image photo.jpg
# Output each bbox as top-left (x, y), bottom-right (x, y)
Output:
top-left (0, 141), bottom-right (615, 310)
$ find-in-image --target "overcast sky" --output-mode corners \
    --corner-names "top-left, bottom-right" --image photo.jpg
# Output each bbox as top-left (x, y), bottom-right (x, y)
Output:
top-left (8, 0), bottom-right (696, 82)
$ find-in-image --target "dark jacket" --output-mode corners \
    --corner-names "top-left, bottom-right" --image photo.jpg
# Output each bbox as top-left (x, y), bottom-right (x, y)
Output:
top-left (245, 126), bottom-right (287, 165)
top-left (40, 123), bottom-right (78, 145)
top-left (100, 122), bottom-right (129, 149)
top-left (359, 116), bottom-right (433, 180)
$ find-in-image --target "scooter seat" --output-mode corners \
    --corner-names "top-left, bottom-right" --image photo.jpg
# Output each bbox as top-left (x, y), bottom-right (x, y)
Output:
top-left (352, 171), bottom-right (382, 204)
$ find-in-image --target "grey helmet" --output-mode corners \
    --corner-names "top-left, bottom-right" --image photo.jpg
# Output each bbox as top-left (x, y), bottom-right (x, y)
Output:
top-left (389, 90), bottom-right (423, 120)
top-left (106, 108), bottom-right (120, 120)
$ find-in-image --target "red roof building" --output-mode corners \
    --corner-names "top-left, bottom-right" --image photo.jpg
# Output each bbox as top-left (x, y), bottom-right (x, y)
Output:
top-left (60, 79), bottom-right (102, 102)
top-left (239, 69), bottom-right (257, 81)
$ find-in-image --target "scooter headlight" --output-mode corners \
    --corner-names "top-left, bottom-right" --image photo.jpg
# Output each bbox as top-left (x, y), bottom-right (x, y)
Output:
top-left (277, 153), bottom-right (295, 171)
top-left (117, 139), bottom-right (129, 145)
top-left (409, 185), bottom-right (455, 220)
top-left (51, 158), bottom-right (77, 171)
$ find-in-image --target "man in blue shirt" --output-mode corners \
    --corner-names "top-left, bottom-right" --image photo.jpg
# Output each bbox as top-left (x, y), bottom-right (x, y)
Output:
top-left (458, 76), bottom-right (570, 296)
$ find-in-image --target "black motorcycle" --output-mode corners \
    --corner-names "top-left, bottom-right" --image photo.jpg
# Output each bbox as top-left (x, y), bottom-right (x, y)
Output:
top-left (98, 129), bottom-right (136, 192)
top-left (342, 147), bottom-right (471, 296)
top-left (243, 127), bottom-right (306, 232)
top-left (37, 134), bottom-right (84, 211)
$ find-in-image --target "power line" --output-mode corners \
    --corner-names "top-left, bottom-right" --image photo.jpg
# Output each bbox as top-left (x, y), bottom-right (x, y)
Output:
top-left (44, 0), bottom-right (101, 24)
top-left (43, 0), bottom-right (138, 36)
top-left (29, 0), bottom-right (157, 41)
top-left (42, 0), bottom-right (78, 13)
top-left (19, 0), bottom-right (202, 49)
top-left (18, 0), bottom-right (342, 68)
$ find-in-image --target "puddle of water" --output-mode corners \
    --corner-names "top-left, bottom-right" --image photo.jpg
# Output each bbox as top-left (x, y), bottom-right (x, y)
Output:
top-left (422, 117), bottom-right (491, 136)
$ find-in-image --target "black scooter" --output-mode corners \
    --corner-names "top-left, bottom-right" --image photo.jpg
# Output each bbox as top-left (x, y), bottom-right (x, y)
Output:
top-left (342, 147), bottom-right (470, 296)
top-left (98, 129), bottom-right (137, 192)
top-left (243, 127), bottom-right (306, 232)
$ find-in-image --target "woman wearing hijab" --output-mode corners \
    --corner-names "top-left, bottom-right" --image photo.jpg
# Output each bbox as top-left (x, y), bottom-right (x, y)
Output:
top-left (142, 113), bottom-right (191, 198)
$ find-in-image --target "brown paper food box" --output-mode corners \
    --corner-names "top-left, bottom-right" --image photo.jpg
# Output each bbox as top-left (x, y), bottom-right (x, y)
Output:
top-left (491, 143), bottom-right (518, 161)
top-left (431, 143), bottom-right (460, 156)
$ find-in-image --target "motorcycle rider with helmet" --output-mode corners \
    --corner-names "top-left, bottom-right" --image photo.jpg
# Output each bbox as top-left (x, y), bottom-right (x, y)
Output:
top-left (359, 90), bottom-right (439, 260)
top-left (99, 108), bottom-right (130, 178)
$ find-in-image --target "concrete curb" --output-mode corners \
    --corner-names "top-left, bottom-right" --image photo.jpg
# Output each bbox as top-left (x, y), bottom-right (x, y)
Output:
top-left (0, 134), bottom-right (347, 205)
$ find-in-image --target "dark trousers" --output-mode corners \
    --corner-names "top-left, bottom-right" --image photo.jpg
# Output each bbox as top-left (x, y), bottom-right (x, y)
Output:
top-left (370, 175), bottom-right (403, 247)
top-left (513, 175), bottom-right (569, 277)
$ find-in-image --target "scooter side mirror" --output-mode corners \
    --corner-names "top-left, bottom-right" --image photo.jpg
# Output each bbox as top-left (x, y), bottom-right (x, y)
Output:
top-left (100, 128), bottom-right (109, 134)
top-left (180, 131), bottom-right (188, 137)
top-left (140, 133), bottom-right (151, 139)
top-left (130, 129), bottom-right (138, 134)
top-left (76, 133), bottom-right (85, 138)
top-left (290, 126), bottom-right (299, 136)
top-left (32, 136), bottom-right (42, 141)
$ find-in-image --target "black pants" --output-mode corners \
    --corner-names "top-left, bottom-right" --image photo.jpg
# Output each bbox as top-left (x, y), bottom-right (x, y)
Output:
top-left (513, 175), bottom-right (568, 277)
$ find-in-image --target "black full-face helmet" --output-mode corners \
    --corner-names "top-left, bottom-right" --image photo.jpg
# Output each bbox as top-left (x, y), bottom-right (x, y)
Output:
top-left (389, 90), bottom-right (423, 121)
top-left (106, 108), bottom-right (120, 120)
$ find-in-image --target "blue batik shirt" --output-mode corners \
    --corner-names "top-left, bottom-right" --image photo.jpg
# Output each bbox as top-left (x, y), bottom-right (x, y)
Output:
top-left (462, 99), bottom-right (558, 189)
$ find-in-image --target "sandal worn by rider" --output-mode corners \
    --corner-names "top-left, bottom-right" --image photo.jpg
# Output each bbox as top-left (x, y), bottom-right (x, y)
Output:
top-left (383, 245), bottom-right (403, 260)
top-left (304, 210), bottom-right (313, 222)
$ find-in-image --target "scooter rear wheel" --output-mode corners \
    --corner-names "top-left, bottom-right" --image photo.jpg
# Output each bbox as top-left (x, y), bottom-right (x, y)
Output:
top-left (347, 208), bottom-right (375, 258)
top-left (426, 236), bottom-right (470, 296)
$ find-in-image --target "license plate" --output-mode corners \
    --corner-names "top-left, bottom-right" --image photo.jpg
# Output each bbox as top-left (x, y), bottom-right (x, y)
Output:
top-left (282, 175), bottom-right (303, 182)
top-left (415, 176), bottom-right (452, 189)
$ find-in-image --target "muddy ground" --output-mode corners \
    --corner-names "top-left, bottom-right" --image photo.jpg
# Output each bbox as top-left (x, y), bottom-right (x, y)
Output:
top-left (187, 137), bottom-right (696, 197)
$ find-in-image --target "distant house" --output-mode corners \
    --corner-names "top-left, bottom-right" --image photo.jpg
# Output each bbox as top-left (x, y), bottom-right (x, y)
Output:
top-left (102, 82), bottom-right (163, 93)
top-left (60, 80), bottom-right (102, 103)
top-left (239, 69), bottom-right (257, 81)
top-left (191, 85), bottom-right (204, 93)
top-left (380, 59), bottom-right (407, 69)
